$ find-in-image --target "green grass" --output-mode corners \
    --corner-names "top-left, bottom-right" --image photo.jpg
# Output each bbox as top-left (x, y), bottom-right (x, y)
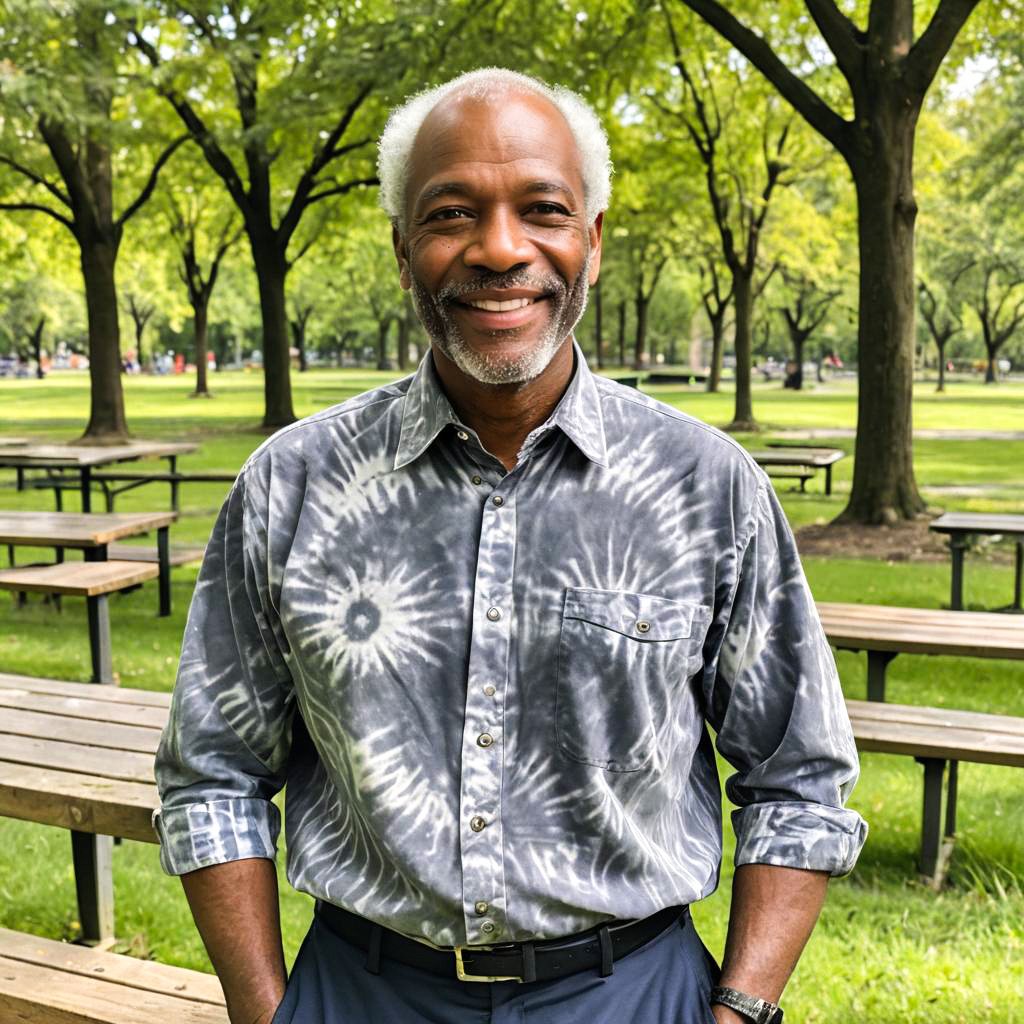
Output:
top-left (1, 369), bottom-right (1023, 1022)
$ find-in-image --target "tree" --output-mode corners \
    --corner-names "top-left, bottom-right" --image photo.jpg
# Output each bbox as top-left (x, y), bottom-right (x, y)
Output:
top-left (121, 292), bottom-right (156, 369)
top-left (652, 10), bottom-right (798, 430)
top-left (963, 257), bottom-right (1024, 383)
top-left (0, 1), bottom-right (185, 438)
top-left (917, 266), bottom-right (970, 392)
top-left (698, 250), bottom-right (733, 392)
top-left (677, 0), bottom-right (983, 521)
top-left (777, 269), bottom-right (838, 390)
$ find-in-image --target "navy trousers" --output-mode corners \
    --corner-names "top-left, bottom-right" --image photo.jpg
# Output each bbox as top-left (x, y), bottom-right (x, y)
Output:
top-left (271, 910), bottom-right (719, 1024)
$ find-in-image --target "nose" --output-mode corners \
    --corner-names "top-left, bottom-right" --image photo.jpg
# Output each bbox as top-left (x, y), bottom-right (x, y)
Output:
top-left (463, 205), bottom-right (535, 272)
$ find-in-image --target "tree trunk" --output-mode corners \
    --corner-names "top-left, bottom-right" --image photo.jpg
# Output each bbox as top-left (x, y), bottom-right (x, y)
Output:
top-left (633, 287), bottom-right (648, 369)
top-left (193, 299), bottom-right (211, 396)
top-left (80, 236), bottom-right (129, 440)
top-left (936, 338), bottom-right (946, 392)
top-left (727, 270), bottom-right (755, 430)
top-left (593, 278), bottom-right (603, 369)
top-left (290, 316), bottom-right (308, 373)
top-left (31, 316), bottom-right (46, 379)
top-left (789, 336), bottom-right (805, 390)
top-left (251, 243), bottom-right (296, 429)
top-left (839, 127), bottom-right (926, 524)
top-left (706, 312), bottom-right (724, 393)
top-left (984, 345), bottom-right (997, 384)
top-left (377, 317), bottom-right (391, 370)
top-left (617, 300), bottom-right (627, 367)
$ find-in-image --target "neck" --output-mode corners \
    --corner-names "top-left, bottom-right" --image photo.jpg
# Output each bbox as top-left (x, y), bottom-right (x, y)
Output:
top-left (432, 339), bottom-right (575, 471)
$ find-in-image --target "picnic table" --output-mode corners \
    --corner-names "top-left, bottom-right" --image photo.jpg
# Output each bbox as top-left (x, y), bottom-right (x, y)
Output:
top-left (0, 673), bottom-right (165, 943)
top-left (928, 512), bottom-right (1024, 612)
top-left (817, 601), bottom-right (1024, 701)
top-left (0, 510), bottom-right (177, 616)
top-left (750, 447), bottom-right (845, 495)
top-left (0, 441), bottom-right (197, 514)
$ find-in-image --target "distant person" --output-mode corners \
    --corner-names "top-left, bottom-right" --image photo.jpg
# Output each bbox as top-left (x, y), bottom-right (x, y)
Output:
top-left (154, 68), bottom-right (866, 1024)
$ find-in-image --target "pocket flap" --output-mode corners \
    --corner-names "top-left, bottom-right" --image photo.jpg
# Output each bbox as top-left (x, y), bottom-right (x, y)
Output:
top-left (562, 588), bottom-right (706, 641)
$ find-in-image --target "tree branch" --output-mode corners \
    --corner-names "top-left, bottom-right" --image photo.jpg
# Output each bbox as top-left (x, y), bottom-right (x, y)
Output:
top-left (305, 176), bottom-right (378, 205)
top-left (677, 0), bottom-right (852, 157)
top-left (804, 0), bottom-right (863, 88)
top-left (906, 0), bottom-right (984, 98)
top-left (0, 155), bottom-right (72, 207)
top-left (117, 134), bottom-right (189, 227)
top-left (0, 200), bottom-right (75, 230)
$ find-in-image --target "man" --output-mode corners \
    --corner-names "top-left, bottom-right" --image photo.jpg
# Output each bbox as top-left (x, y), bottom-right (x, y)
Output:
top-left (155, 68), bottom-right (867, 1024)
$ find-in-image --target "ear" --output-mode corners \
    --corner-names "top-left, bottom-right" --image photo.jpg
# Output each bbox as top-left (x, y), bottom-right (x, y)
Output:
top-left (587, 212), bottom-right (604, 285)
top-left (392, 225), bottom-right (411, 290)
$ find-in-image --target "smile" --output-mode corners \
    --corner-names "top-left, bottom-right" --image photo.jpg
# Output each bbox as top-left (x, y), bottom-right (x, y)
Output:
top-left (461, 297), bottom-right (539, 311)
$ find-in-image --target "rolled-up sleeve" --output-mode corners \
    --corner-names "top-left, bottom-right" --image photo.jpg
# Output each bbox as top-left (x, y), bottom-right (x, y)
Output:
top-left (706, 479), bottom-right (867, 876)
top-left (154, 464), bottom-right (296, 875)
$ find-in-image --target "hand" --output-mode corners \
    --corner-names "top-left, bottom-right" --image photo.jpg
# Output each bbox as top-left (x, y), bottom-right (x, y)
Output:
top-left (711, 1005), bottom-right (750, 1024)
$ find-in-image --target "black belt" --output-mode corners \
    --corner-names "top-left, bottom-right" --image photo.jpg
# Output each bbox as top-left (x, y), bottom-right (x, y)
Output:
top-left (315, 900), bottom-right (687, 983)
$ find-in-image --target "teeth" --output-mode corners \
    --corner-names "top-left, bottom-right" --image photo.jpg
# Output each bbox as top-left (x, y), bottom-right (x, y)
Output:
top-left (467, 297), bottom-right (534, 311)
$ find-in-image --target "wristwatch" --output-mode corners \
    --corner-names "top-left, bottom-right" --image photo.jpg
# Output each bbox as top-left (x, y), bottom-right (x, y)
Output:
top-left (710, 986), bottom-right (784, 1024)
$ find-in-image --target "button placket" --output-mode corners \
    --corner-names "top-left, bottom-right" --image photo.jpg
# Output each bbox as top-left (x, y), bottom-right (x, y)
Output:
top-left (458, 476), bottom-right (516, 944)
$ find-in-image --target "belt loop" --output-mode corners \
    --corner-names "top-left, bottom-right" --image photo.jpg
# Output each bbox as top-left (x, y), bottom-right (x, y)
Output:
top-left (365, 924), bottom-right (383, 975)
top-left (521, 941), bottom-right (536, 983)
top-left (598, 926), bottom-right (614, 978)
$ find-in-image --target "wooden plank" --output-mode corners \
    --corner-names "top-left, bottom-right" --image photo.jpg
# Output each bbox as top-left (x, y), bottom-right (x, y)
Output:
top-left (107, 543), bottom-right (206, 567)
top-left (0, 674), bottom-right (170, 708)
top-left (0, 761), bottom-right (158, 842)
top-left (0, 689), bottom-right (168, 729)
top-left (0, 735), bottom-right (157, 784)
top-left (818, 602), bottom-right (1021, 629)
top-left (0, 928), bottom-right (224, 1007)
top-left (0, 952), bottom-right (226, 1023)
top-left (929, 512), bottom-right (1024, 536)
top-left (852, 720), bottom-right (1024, 766)
top-left (0, 560), bottom-right (159, 596)
top-left (0, 708), bottom-right (160, 754)
top-left (846, 699), bottom-right (1024, 738)
top-left (751, 449), bottom-right (845, 468)
top-left (0, 441), bottom-right (198, 468)
top-left (0, 511), bottom-right (176, 547)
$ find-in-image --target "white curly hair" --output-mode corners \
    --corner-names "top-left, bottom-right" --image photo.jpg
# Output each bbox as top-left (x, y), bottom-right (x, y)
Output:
top-left (377, 68), bottom-right (612, 230)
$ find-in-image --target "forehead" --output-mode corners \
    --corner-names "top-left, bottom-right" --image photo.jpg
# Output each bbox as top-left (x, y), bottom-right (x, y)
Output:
top-left (407, 89), bottom-right (584, 208)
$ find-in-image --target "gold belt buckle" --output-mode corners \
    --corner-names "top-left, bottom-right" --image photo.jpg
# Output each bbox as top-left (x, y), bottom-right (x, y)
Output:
top-left (454, 945), bottom-right (523, 983)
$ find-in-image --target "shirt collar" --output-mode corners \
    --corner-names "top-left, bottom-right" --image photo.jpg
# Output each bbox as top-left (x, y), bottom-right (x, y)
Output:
top-left (393, 340), bottom-right (608, 471)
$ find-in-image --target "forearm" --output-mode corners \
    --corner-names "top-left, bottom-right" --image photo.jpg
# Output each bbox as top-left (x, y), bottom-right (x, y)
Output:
top-left (181, 857), bottom-right (288, 1024)
top-left (712, 863), bottom-right (829, 1024)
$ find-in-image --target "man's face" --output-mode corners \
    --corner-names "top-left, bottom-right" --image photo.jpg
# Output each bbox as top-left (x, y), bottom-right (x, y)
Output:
top-left (394, 89), bottom-right (603, 386)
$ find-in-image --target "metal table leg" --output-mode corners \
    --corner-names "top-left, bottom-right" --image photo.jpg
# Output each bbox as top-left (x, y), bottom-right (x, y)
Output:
top-left (157, 525), bottom-right (171, 617)
top-left (824, 464), bottom-right (833, 496)
top-left (916, 757), bottom-right (957, 888)
top-left (71, 832), bottom-right (115, 945)
top-left (1013, 542), bottom-right (1023, 612)
top-left (866, 650), bottom-right (896, 702)
top-left (86, 594), bottom-right (113, 684)
top-left (949, 533), bottom-right (968, 610)
top-left (80, 466), bottom-right (92, 514)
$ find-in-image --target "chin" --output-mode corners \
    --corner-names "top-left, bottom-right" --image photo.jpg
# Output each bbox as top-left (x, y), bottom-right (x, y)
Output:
top-left (446, 333), bottom-right (566, 386)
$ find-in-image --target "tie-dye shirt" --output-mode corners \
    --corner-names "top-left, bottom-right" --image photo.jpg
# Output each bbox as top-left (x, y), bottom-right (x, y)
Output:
top-left (155, 345), bottom-right (867, 947)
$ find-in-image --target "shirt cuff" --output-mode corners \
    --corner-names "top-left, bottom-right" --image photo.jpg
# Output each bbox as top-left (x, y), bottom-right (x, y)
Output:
top-left (732, 801), bottom-right (868, 877)
top-left (153, 798), bottom-right (281, 875)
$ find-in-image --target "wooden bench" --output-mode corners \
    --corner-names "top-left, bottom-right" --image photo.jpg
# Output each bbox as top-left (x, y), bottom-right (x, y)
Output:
top-left (928, 512), bottom-right (1024, 612)
top-left (107, 542), bottom-right (206, 568)
top-left (0, 926), bottom-right (227, 1022)
top-left (818, 602), bottom-right (1024, 701)
top-left (644, 371), bottom-right (707, 385)
top-left (0, 562), bottom-right (160, 684)
top-left (848, 698), bottom-right (1024, 887)
top-left (765, 468), bottom-right (816, 492)
top-left (750, 448), bottom-right (845, 495)
top-left (0, 674), bottom-right (167, 945)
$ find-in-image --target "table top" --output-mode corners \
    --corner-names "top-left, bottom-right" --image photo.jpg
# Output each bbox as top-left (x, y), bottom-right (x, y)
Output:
top-left (928, 512), bottom-right (1024, 537)
top-left (750, 448), bottom-right (846, 468)
top-left (0, 440), bottom-right (197, 468)
top-left (0, 510), bottom-right (176, 546)
top-left (0, 437), bottom-right (31, 447)
top-left (818, 601), bottom-right (1024, 659)
top-left (0, 673), bottom-right (166, 844)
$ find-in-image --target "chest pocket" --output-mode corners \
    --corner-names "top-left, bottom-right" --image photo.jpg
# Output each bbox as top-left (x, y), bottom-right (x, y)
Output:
top-left (555, 588), bottom-right (708, 772)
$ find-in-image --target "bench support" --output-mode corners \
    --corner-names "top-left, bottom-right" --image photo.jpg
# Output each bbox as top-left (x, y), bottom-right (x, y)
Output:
top-left (86, 595), bottom-right (113, 684)
top-left (948, 533), bottom-right (969, 611)
top-left (916, 756), bottom-right (959, 889)
top-left (157, 525), bottom-right (171, 617)
top-left (866, 650), bottom-right (896, 702)
top-left (71, 831), bottom-right (115, 945)
top-left (1014, 541), bottom-right (1022, 612)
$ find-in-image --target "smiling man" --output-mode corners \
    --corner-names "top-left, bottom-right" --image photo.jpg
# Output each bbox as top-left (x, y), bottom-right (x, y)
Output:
top-left (154, 69), bottom-right (866, 1024)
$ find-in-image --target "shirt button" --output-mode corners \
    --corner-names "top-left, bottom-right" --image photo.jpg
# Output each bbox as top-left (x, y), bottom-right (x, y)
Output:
top-left (491, 495), bottom-right (504, 507)
top-left (486, 607), bottom-right (501, 621)
top-left (477, 733), bottom-right (494, 748)
top-left (470, 815), bottom-right (487, 832)
top-left (483, 685), bottom-right (496, 696)
top-left (472, 475), bottom-right (483, 485)
top-left (474, 901), bottom-right (489, 915)
top-left (635, 620), bottom-right (651, 634)
top-left (456, 430), bottom-right (469, 441)
top-left (480, 921), bottom-right (496, 935)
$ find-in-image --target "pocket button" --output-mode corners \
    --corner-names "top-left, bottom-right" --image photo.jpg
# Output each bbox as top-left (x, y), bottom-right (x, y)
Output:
top-left (635, 620), bottom-right (651, 634)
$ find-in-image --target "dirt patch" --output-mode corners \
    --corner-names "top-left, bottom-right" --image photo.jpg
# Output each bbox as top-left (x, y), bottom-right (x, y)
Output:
top-left (796, 518), bottom-right (951, 562)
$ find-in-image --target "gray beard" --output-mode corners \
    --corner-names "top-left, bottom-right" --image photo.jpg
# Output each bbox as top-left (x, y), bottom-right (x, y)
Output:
top-left (409, 257), bottom-right (591, 386)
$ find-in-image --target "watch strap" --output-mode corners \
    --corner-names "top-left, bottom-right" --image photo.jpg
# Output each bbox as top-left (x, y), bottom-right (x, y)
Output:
top-left (710, 985), bottom-right (783, 1024)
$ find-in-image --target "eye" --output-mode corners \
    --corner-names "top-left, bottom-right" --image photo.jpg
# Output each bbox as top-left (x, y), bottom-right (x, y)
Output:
top-left (425, 207), bottom-right (472, 222)
top-left (530, 202), bottom-right (571, 216)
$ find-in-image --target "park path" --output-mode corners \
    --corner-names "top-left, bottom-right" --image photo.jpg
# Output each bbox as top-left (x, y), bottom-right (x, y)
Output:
top-left (774, 428), bottom-right (1024, 441)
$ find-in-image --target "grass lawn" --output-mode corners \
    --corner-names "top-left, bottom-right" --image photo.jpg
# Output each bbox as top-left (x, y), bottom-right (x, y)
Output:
top-left (1, 369), bottom-right (1023, 1022)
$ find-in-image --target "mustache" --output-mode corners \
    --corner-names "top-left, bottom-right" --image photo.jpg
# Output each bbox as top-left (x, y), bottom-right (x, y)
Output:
top-left (435, 269), bottom-right (566, 304)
